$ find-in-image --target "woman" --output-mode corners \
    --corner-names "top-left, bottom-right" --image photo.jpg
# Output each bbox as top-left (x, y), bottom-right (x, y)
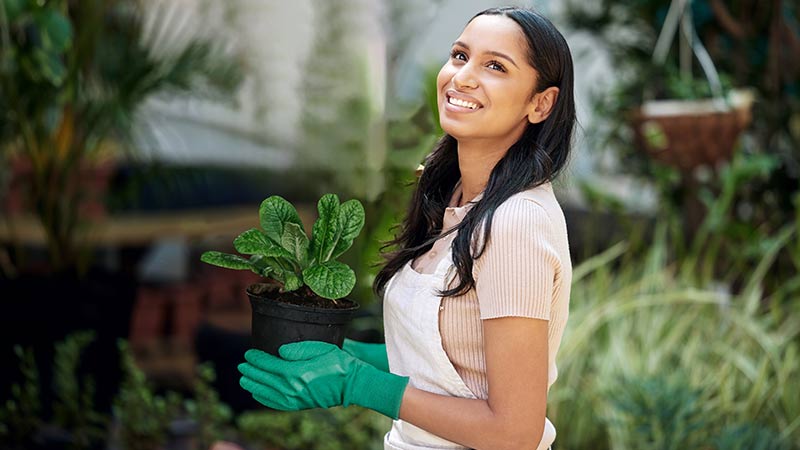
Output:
top-left (238, 6), bottom-right (574, 450)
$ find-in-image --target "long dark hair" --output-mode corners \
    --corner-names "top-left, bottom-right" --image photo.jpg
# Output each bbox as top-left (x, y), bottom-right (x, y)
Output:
top-left (374, 6), bottom-right (576, 299)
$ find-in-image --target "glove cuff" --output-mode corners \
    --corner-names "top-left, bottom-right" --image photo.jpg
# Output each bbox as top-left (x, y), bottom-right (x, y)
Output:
top-left (343, 339), bottom-right (390, 372)
top-left (346, 364), bottom-right (409, 420)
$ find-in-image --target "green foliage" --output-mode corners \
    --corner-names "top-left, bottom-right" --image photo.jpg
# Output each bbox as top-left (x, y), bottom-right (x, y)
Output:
top-left (184, 363), bottom-right (233, 450)
top-left (112, 340), bottom-right (182, 450)
top-left (202, 193), bottom-right (365, 301)
top-left (52, 330), bottom-right (107, 449)
top-left (0, 0), bottom-right (243, 273)
top-left (352, 64), bottom-right (443, 309)
top-left (0, 346), bottom-right (41, 448)
top-left (564, 0), bottom-right (799, 291)
top-left (713, 423), bottom-right (792, 450)
top-left (1, 336), bottom-right (259, 450)
top-left (673, 151), bottom-right (786, 288)
top-left (237, 406), bottom-right (390, 450)
top-left (603, 374), bottom-right (710, 450)
top-left (548, 217), bottom-right (800, 450)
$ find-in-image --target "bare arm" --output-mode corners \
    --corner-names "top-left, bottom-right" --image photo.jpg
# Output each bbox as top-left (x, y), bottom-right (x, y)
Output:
top-left (398, 316), bottom-right (549, 450)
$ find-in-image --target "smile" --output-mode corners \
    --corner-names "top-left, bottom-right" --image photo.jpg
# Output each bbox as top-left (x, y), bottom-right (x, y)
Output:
top-left (448, 96), bottom-right (480, 110)
top-left (445, 91), bottom-right (483, 112)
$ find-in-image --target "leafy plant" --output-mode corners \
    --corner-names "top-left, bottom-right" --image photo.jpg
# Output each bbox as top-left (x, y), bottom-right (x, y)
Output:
top-left (201, 193), bottom-right (365, 303)
top-left (0, 0), bottom-right (242, 273)
top-left (112, 340), bottom-right (182, 450)
top-left (563, 0), bottom-right (799, 286)
top-left (548, 218), bottom-right (800, 450)
top-left (603, 373), bottom-right (710, 450)
top-left (0, 346), bottom-right (41, 449)
top-left (713, 423), bottom-right (792, 450)
top-left (184, 362), bottom-right (233, 450)
top-left (237, 406), bottom-right (390, 450)
top-left (52, 330), bottom-right (107, 449)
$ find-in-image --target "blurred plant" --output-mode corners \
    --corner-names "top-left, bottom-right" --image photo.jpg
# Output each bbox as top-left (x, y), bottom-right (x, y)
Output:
top-left (548, 216), bottom-right (800, 449)
top-left (602, 373), bottom-right (710, 450)
top-left (564, 0), bottom-right (799, 279)
top-left (674, 150), bottom-right (786, 290)
top-left (0, 0), bottom-right (243, 274)
top-left (237, 406), bottom-right (391, 450)
top-left (349, 64), bottom-right (443, 318)
top-left (112, 340), bottom-right (182, 450)
top-left (298, 0), bottom-right (378, 201)
top-left (52, 330), bottom-right (107, 449)
top-left (184, 362), bottom-right (233, 450)
top-left (713, 423), bottom-right (792, 450)
top-left (0, 346), bottom-right (41, 449)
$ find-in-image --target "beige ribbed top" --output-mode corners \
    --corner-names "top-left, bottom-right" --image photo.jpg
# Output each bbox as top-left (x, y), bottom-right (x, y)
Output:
top-left (410, 179), bottom-right (572, 400)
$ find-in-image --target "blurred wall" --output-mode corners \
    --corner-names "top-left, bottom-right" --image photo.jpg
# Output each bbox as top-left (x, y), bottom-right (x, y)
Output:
top-left (132, 0), bottom-right (653, 210)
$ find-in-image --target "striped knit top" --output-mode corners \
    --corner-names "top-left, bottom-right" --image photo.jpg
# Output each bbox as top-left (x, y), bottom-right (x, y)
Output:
top-left (410, 178), bottom-right (572, 399)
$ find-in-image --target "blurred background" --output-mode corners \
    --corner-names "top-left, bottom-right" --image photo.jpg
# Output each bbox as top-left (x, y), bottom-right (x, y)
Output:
top-left (0, 0), bottom-right (798, 449)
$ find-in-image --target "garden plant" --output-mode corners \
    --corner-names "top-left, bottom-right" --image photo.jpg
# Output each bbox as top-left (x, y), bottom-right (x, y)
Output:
top-left (201, 194), bottom-right (365, 354)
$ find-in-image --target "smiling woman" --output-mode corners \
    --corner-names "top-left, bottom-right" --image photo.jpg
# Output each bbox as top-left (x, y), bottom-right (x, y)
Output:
top-left (237, 6), bottom-right (575, 450)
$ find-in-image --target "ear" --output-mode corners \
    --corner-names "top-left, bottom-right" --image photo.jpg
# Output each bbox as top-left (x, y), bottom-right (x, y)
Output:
top-left (526, 86), bottom-right (560, 124)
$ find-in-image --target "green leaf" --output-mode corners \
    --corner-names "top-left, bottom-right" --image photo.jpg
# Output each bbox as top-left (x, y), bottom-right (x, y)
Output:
top-left (262, 257), bottom-right (287, 284)
top-left (283, 272), bottom-right (303, 292)
top-left (234, 228), bottom-right (272, 253)
top-left (330, 199), bottom-right (365, 260)
top-left (309, 194), bottom-right (342, 264)
top-left (32, 49), bottom-right (66, 86)
top-left (249, 255), bottom-right (273, 277)
top-left (234, 228), bottom-right (296, 262)
top-left (281, 222), bottom-right (310, 267)
top-left (3, 0), bottom-right (25, 21)
top-left (259, 196), bottom-right (304, 244)
top-left (302, 260), bottom-right (355, 300)
top-left (37, 9), bottom-right (72, 52)
top-left (200, 251), bottom-right (252, 271)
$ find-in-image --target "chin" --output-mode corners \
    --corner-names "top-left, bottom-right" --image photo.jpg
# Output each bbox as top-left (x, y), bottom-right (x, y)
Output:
top-left (440, 122), bottom-right (478, 140)
top-left (439, 116), bottom-right (468, 138)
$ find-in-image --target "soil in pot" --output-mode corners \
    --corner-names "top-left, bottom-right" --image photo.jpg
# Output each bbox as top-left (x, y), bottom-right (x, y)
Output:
top-left (246, 282), bottom-right (359, 356)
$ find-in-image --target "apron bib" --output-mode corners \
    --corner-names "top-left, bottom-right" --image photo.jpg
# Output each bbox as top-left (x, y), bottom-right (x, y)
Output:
top-left (383, 250), bottom-right (476, 449)
top-left (382, 247), bottom-right (555, 450)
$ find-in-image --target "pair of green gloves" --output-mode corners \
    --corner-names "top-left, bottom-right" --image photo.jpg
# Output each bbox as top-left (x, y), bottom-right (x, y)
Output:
top-left (238, 338), bottom-right (409, 419)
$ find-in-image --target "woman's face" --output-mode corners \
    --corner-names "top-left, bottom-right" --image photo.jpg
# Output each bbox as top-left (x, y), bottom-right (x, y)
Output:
top-left (436, 14), bottom-right (540, 142)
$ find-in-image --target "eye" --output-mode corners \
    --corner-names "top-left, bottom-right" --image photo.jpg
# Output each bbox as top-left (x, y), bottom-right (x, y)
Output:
top-left (450, 50), bottom-right (467, 62)
top-left (487, 60), bottom-right (506, 72)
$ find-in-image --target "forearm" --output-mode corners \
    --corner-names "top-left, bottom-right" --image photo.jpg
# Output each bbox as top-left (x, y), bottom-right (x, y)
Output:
top-left (397, 385), bottom-right (543, 450)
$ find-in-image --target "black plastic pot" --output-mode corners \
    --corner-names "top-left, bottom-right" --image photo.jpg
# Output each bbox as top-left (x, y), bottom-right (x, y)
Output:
top-left (246, 283), bottom-right (359, 356)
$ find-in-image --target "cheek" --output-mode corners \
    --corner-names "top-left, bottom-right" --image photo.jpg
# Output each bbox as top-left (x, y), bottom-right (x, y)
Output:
top-left (436, 64), bottom-right (452, 98)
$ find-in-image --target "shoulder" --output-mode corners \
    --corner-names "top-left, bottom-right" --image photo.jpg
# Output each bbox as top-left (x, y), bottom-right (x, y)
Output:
top-left (490, 182), bottom-right (562, 234)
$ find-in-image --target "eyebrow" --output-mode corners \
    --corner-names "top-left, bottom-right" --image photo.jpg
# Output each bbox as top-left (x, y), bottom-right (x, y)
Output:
top-left (452, 40), bottom-right (519, 69)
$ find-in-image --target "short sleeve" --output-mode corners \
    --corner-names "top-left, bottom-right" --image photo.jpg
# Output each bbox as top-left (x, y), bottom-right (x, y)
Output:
top-left (473, 198), bottom-right (560, 320)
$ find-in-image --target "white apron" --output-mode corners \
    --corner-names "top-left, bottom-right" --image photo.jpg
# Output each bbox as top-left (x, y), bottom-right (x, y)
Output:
top-left (382, 249), bottom-right (554, 449)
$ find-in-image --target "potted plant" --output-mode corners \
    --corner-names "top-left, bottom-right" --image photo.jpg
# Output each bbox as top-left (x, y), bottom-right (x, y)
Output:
top-left (201, 194), bottom-right (364, 355)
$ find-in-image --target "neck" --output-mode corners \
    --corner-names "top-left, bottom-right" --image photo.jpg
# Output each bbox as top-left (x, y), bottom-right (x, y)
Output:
top-left (455, 134), bottom-right (519, 206)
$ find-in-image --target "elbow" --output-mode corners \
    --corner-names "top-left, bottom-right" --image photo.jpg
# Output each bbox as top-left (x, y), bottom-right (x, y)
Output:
top-left (508, 432), bottom-right (544, 450)
top-left (491, 423), bottom-right (544, 450)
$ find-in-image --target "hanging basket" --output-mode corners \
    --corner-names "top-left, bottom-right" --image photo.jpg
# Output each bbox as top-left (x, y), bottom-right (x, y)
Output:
top-left (630, 91), bottom-right (753, 172)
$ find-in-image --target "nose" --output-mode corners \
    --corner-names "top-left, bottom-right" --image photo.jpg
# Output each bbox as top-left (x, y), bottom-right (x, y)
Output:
top-left (452, 63), bottom-right (478, 90)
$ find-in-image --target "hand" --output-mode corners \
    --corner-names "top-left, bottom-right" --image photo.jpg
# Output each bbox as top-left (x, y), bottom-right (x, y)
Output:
top-left (238, 341), bottom-right (409, 419)
top-left (342, 338), bottom-right (390, 372)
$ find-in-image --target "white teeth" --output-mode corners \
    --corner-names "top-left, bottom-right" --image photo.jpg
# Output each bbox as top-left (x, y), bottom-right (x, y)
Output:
top-left (448, 96), bottom-right (479, 110)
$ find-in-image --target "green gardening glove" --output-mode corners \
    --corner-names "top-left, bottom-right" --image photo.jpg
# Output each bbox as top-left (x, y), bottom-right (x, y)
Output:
top-left (238, 341), bottom-right (409, 419)
top-left (342, 338), bottom-right (390, 372)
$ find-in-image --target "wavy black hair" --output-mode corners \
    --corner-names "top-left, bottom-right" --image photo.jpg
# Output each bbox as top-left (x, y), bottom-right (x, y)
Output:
top-left (374, 6), bottom-right (576, 299)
